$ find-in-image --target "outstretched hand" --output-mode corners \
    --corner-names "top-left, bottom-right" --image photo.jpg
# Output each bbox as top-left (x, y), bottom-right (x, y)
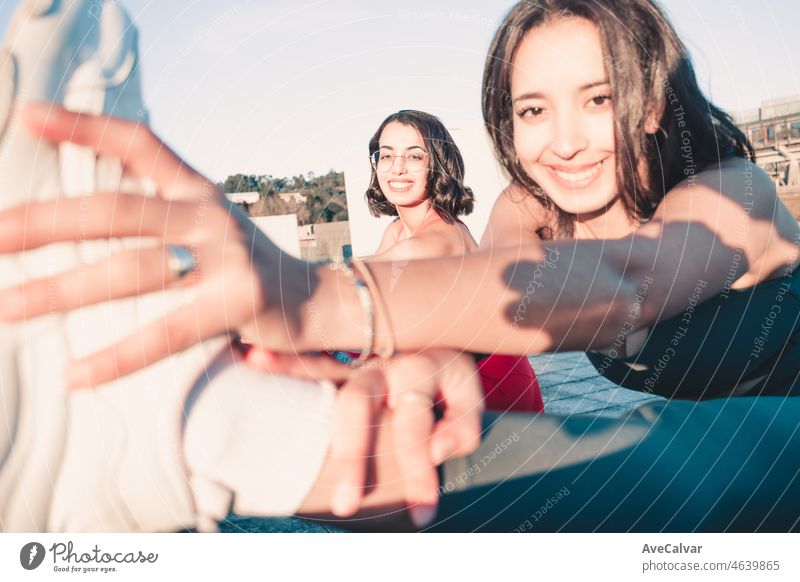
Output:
top-left (247, 347), bottom-right (484, 528)
top-left (0, 103), bottom-right (309, 387)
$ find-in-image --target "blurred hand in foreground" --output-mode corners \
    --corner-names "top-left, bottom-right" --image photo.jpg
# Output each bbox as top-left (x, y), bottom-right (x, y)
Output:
top-left (247, 347), bottom-right (484, 527)
top-left (0, 104), bottom-right (313, 387)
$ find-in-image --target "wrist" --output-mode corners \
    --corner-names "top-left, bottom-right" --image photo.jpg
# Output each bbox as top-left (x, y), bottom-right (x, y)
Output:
top-left (245, 254), bottom-right (317, 352)
top-left (296, 261), bottom-right (364, 352)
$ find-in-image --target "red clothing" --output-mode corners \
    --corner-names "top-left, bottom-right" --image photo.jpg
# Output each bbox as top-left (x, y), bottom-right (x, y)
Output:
top-left (476, 354), bottom-right (544, 413)
top-left (322, 351), bottom-right (544, 413)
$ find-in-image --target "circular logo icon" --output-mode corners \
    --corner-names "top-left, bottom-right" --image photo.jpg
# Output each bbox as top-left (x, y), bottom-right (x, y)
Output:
top-left (20, 542), bottom-right (46, 570)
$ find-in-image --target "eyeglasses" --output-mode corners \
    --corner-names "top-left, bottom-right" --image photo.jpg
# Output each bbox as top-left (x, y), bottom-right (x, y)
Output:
top-left (370, 150), bottom-right (429, 173)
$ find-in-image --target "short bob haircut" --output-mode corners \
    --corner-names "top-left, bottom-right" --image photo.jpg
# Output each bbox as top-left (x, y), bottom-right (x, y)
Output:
top-left (482, 0), bottom-right (753, 238)
top-left (366, 110), bottom-right (474, 223)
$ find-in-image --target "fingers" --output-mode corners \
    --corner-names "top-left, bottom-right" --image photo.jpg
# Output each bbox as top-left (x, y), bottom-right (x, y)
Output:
top-left (429, 412), bottom-right (482, 465)
top-left (328, 370), bottom-right (384, 517)
top-left (0, 246), bottom-right (194, 321)
top-left (389, 385), bottom-right (440, 528)
top-left (430, 354), bottom-right (485, 463)
top-left (22, 103), bottom-right (202, 196)
top-left (64, 284), bottom-right (233, 388)
top-left (0, 193), bottom-right (191, 253)
top-left (242, 353), bottom-right (386, 520)
top-left (382, 351), bottom-right (484, 528)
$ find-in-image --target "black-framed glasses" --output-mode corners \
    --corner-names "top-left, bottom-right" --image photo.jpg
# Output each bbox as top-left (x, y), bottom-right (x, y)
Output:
top-left (370, 150), bottom-right (429, 173)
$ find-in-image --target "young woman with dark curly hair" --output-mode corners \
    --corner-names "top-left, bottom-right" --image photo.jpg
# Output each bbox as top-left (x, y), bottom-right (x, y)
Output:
top-left (365, 110), bottom-right (476, 261)
top-left (358, 109), bottom-right (543, 413)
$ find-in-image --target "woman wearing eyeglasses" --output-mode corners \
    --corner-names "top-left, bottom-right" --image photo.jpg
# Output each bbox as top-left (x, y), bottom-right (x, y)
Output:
top-left (367, 110), bottom-right (477, 262)
top-left (333, 109), bottom-right (544, 413)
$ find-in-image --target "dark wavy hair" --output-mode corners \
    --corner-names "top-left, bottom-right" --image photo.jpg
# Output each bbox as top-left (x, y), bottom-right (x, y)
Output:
top-left (366, 110), bottom-right (474, 223)
top-left (482, 0), bottom-right (753, 238)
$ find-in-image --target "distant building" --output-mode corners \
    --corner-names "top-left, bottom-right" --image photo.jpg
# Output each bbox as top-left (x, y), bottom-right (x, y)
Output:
top-left (244, 214), bottom-right (350, 262)
top-left (278, 190), bottom-right (307, 204)
top-left (225, 191), bottom-right (260, 205)
top-left (299, 221), bottom-right (352, 263)
top-left (733, 95), bottom-right (800, 217)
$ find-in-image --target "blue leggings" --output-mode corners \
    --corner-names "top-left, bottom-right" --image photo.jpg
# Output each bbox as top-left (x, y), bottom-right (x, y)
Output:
top-left (429, 396), bottom-right (800, 531)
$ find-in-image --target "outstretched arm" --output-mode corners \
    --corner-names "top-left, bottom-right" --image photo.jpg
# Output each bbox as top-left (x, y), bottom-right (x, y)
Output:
top-left (299, 159), bottom-right (799, 355)
top-left (2, 106), bottom-right (797, 385)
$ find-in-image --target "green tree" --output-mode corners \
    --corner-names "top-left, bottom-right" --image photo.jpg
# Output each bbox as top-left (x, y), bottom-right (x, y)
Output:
top-left (221, 173), bottom-right (259, 193)
top-left (220, 170), bottom-right (348, 224)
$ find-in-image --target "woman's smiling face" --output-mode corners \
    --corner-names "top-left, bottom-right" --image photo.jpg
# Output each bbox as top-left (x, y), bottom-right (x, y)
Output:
top-left (510, 17), bottom-right (618, 216)
top-left (375, 121), bottom-right (430, 209)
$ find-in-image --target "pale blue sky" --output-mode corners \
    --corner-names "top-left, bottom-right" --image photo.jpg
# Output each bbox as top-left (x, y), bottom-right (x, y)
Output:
top-left (1, 0), bottom-right (798, 180)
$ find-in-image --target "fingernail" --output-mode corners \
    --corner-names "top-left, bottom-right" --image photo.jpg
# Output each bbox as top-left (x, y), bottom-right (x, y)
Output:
top-left (431, 436), bottom-right (455, 464)
top-left (0, 287), bottom-right (23, 319)
top-left (65, 363), bottom-right (91, 389)
top-left (21, 102), bottom-right (52, 129)
top-left (22, 101), bottom-right (47, 118)
top-left (245, 348), bottom-right (268, 369)
top-left (330, 484), bottom-right (359, 517)
top-left (25, 101), bottom-right (50, 113)
top-left (409, 503), bottom-right (437, 528)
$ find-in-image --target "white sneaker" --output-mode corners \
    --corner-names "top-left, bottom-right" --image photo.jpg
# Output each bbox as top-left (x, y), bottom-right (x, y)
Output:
top-left (0, 0), bottom-right (334, 532)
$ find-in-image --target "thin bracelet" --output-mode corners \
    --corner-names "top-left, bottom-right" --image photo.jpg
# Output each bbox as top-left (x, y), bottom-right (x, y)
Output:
top-left (329, 261), bottom-right (373, 367)
top-left (352, 259), bottom-right (395, 359)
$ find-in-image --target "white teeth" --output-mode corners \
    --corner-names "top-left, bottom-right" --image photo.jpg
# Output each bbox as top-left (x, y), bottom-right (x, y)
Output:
top-left (388, 181), bottom-right (412, 189)
top-left (553, 162), bottom-right (601, 184)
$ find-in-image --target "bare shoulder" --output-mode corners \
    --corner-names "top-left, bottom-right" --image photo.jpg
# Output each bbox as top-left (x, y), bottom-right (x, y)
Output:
top-left (495, 182), bottom-right (549, 222)
top-left (649, 157), bottom-right (800, 286)
top-left (423, 220), bottom-right (478, 254)
top-left (480, 183), bottom-right (549, 249)
top-left (374, 219), bottom-right (402, 254)
top-left (372, 221), bottom-right (475, 262)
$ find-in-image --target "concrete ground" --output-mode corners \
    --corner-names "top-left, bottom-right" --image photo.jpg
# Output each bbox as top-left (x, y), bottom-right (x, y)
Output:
top-left (219, 352), bottom-right (665, 533)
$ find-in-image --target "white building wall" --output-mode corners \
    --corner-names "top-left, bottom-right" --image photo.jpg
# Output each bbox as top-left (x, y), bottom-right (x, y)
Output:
top-left (225, 191), bottom-right (260, 205)
top-left (251, 214), bottom-right (301, 258)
